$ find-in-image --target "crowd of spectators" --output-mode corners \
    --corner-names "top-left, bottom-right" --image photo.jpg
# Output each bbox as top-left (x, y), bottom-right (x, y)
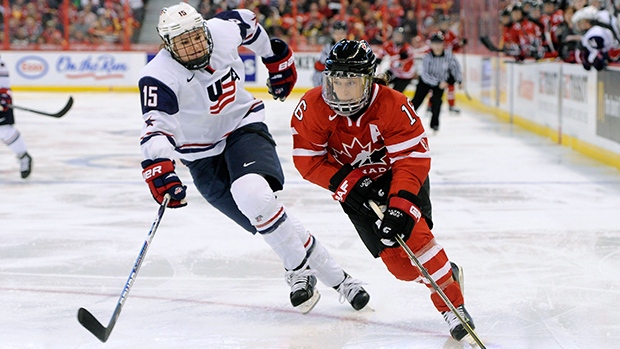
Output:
top-left (198, 0), bottom-right (461, 50)
top-left (493, 0), bottom-right (620, 70)
top-left (1, 0), bottom-right (145, 46)
top-left (1, 0), bottom-right (462, 49)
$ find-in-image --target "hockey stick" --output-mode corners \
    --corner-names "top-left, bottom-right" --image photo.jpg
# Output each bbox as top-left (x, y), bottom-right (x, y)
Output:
top-left (368, 201), bottom-right (487, 349)
top-left (8, 96), bottom-right (73, 118)
top-left (479, 35), bottom-right (503, 53)
top-left (77, 193), bottom-right (171, 342)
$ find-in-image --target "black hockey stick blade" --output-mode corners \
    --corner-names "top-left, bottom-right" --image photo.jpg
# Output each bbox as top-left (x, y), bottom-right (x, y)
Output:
top-left (479, 36), bottom-right (502, 53)
top-left (77, 307), bottom-right (112, 342)
top-left (10, 96), bottom-right (73, 118)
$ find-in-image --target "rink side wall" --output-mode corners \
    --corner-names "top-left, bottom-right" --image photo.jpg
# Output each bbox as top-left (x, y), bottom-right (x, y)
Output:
top-left (3, 51), bottom-right (620, 171)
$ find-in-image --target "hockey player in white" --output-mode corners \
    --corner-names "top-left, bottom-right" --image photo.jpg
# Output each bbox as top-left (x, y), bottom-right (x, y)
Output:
top-left (573, 5), bottom-right (619, 70)
top-left (138, 2), bottom-right (369, 313)
top-left (0, 56), bottom-right (32, 179)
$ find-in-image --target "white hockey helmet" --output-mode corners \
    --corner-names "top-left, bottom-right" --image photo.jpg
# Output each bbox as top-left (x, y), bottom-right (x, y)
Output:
top-left (572, 6), bottom-right (598, 29)
top-left (157, 2), bottom-right (213, 70)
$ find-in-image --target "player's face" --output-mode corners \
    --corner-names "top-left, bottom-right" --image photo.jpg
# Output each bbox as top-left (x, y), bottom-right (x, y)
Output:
top-left (430, 41), bottom-right (444, 54)
top-left (172, 28), bottom-right (209, 64)
top-left (392, 31), bottom-right (404, 45)
top-left (332, 29), bottom-right (347, 43)
top-left (331, 76), bottom-right (365, 101)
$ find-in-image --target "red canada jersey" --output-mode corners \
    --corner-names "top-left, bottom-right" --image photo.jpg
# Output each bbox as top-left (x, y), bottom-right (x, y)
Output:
top-left (291, 84), bottom-right (431, 198)
top-left (443, 30), bottom-right (462, 52)
top-left (378, 41), bottom-right (417, 79)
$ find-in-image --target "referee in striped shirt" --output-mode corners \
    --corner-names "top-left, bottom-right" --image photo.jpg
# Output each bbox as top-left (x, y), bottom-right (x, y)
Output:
top-left (411, 31), bottom-right (462, 133)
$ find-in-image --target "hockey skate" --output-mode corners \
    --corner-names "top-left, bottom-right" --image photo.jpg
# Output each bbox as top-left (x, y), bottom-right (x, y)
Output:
top-left (449, 106), bottom-right (461, 114)
top-left (333, 272), bottom-right (370, 310)
top-left (442, 262), bottom-right (475, 341)
top-left (286, 266), bottom-right (320, 314)
top-left (18, 152), bottom-right (32, 179)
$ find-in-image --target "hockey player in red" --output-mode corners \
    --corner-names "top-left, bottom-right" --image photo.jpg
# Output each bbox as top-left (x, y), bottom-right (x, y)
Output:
top-left (506, 2), bottom-right (545, 60)
top-left (290, 39), bottom-right (476, 342)
top-left (376, 27), bottom-right (417, 93)
top-left (541, 0), bottom-right (565, 54)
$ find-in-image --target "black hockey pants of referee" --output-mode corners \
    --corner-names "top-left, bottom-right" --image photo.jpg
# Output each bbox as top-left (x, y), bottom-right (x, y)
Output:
top-left (411, 78), bottom-right (444, 131)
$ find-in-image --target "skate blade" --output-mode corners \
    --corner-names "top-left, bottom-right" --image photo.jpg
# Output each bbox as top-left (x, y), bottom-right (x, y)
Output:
top-left (462, 333), bottom-right (479, 347)
top-left (356, 302), bottom-right (375, 312)
top-left (298, 290), bottom-right (321, 314)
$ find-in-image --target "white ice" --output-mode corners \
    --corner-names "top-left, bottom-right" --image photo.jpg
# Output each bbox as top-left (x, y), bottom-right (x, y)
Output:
top-left (1, 92), bottom-right (619, 349)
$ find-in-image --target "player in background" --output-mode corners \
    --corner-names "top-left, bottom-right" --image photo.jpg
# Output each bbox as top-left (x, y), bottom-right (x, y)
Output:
top-left (411, 32), bottom-right (462, 133)
top-left (312, 21), bottom-right (349, 87)
top-left (499, 7), bottom-right (514, 51)
top-left (290, 39), bottom-right (476, 342)
top-left (541, 0), bottom-right (565, 54)
top-left (139, 2), bottom-right (369, 314)
top-left (0, 56), bottom-right (32, 179)
top-left (433, 15), bottom-right (467, 113)
top-left (572, 5), bottom-right (620, 70)
top-left (506, 2), bottom-right (545, 60)
top-left (375, 27), bottom-right (417, 94)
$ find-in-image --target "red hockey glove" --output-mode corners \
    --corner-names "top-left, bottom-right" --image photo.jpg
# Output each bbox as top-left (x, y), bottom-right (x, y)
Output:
top-left (141, 158), bottom-right (187, 208)
top-left (262, 38), bottom-right (297, 101)
top-left (377, 190), bottom-right (422, 247)
top-left (329, 164), bottom-right (386, 215)
top-left (0, 88), bottom-right (12, 112)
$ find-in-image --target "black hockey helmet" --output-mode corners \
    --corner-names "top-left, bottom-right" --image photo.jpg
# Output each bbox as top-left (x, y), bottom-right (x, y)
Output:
top-left (332, 20), bottom-right (348, 31)
top-left (322, 40), bottom-right (376, 117)
top-left (325, 39), bottom-right (377, 76)
top-left (429, 31), bottom-right (445, 43)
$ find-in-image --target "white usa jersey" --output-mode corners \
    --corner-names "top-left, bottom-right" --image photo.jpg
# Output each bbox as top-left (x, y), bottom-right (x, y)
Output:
top-left (139, 9), bottom-right (275, 162)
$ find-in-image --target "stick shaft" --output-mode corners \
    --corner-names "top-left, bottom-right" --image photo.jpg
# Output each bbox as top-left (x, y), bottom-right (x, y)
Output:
top-left (78, 194), bottom-right (171, 342)
top-left (368, 201), bottom-right (486, 348)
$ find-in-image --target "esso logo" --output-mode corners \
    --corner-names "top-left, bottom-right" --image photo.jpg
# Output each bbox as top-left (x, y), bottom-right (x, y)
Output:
top-left (15, 56), bottom-right (48, 79)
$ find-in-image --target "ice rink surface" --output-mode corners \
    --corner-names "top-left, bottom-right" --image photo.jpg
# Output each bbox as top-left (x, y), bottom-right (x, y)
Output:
top-left (1, 92), bottom-right (619, 349)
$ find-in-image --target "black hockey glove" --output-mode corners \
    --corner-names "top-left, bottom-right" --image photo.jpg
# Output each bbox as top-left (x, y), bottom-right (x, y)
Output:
top-left (262, 38), bottom-right (297, 101)
top-left (329, 164), bottom-right (386, 215)
top-left (399, 50), bottom-right (409, 60)
top-left (377, 190), bottom-right (422, 247)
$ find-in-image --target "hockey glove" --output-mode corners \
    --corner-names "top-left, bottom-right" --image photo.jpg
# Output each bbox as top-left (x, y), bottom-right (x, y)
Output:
top-left (0, 88), bottom-right (12, 112)
top-left (377, 190), bottom-right (422, 247)
top-left (141, 158), bottom-right (187, 208)
top-left (262, 38), bottom-right (297, 101)
top-left (399, 50), bottom-right (409, 60)
top-left (329, 164), bottom-right (386, 215)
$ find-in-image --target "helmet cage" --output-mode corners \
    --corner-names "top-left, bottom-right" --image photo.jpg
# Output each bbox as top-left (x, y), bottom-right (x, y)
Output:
top-left (322, 71), bottom-right (373, 117)
top-left (157, 3), bottom-right (213, 70)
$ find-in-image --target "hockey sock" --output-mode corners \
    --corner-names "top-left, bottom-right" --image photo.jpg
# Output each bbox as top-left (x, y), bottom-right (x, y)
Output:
top-left (0, 125), bottom-right (27, 156)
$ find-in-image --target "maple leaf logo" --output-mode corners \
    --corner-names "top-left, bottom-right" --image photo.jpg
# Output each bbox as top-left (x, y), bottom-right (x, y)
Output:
top-left (333, 138), bottom-right (387, 167)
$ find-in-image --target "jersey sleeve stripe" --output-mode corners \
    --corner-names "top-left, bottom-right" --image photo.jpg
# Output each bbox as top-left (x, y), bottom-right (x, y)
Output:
top-left (386, 134), bottom-right (425, 153)
top-left (390, 151), bottom-right (431, 162)
top-left (242, 25), bottom-right (262, 46)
